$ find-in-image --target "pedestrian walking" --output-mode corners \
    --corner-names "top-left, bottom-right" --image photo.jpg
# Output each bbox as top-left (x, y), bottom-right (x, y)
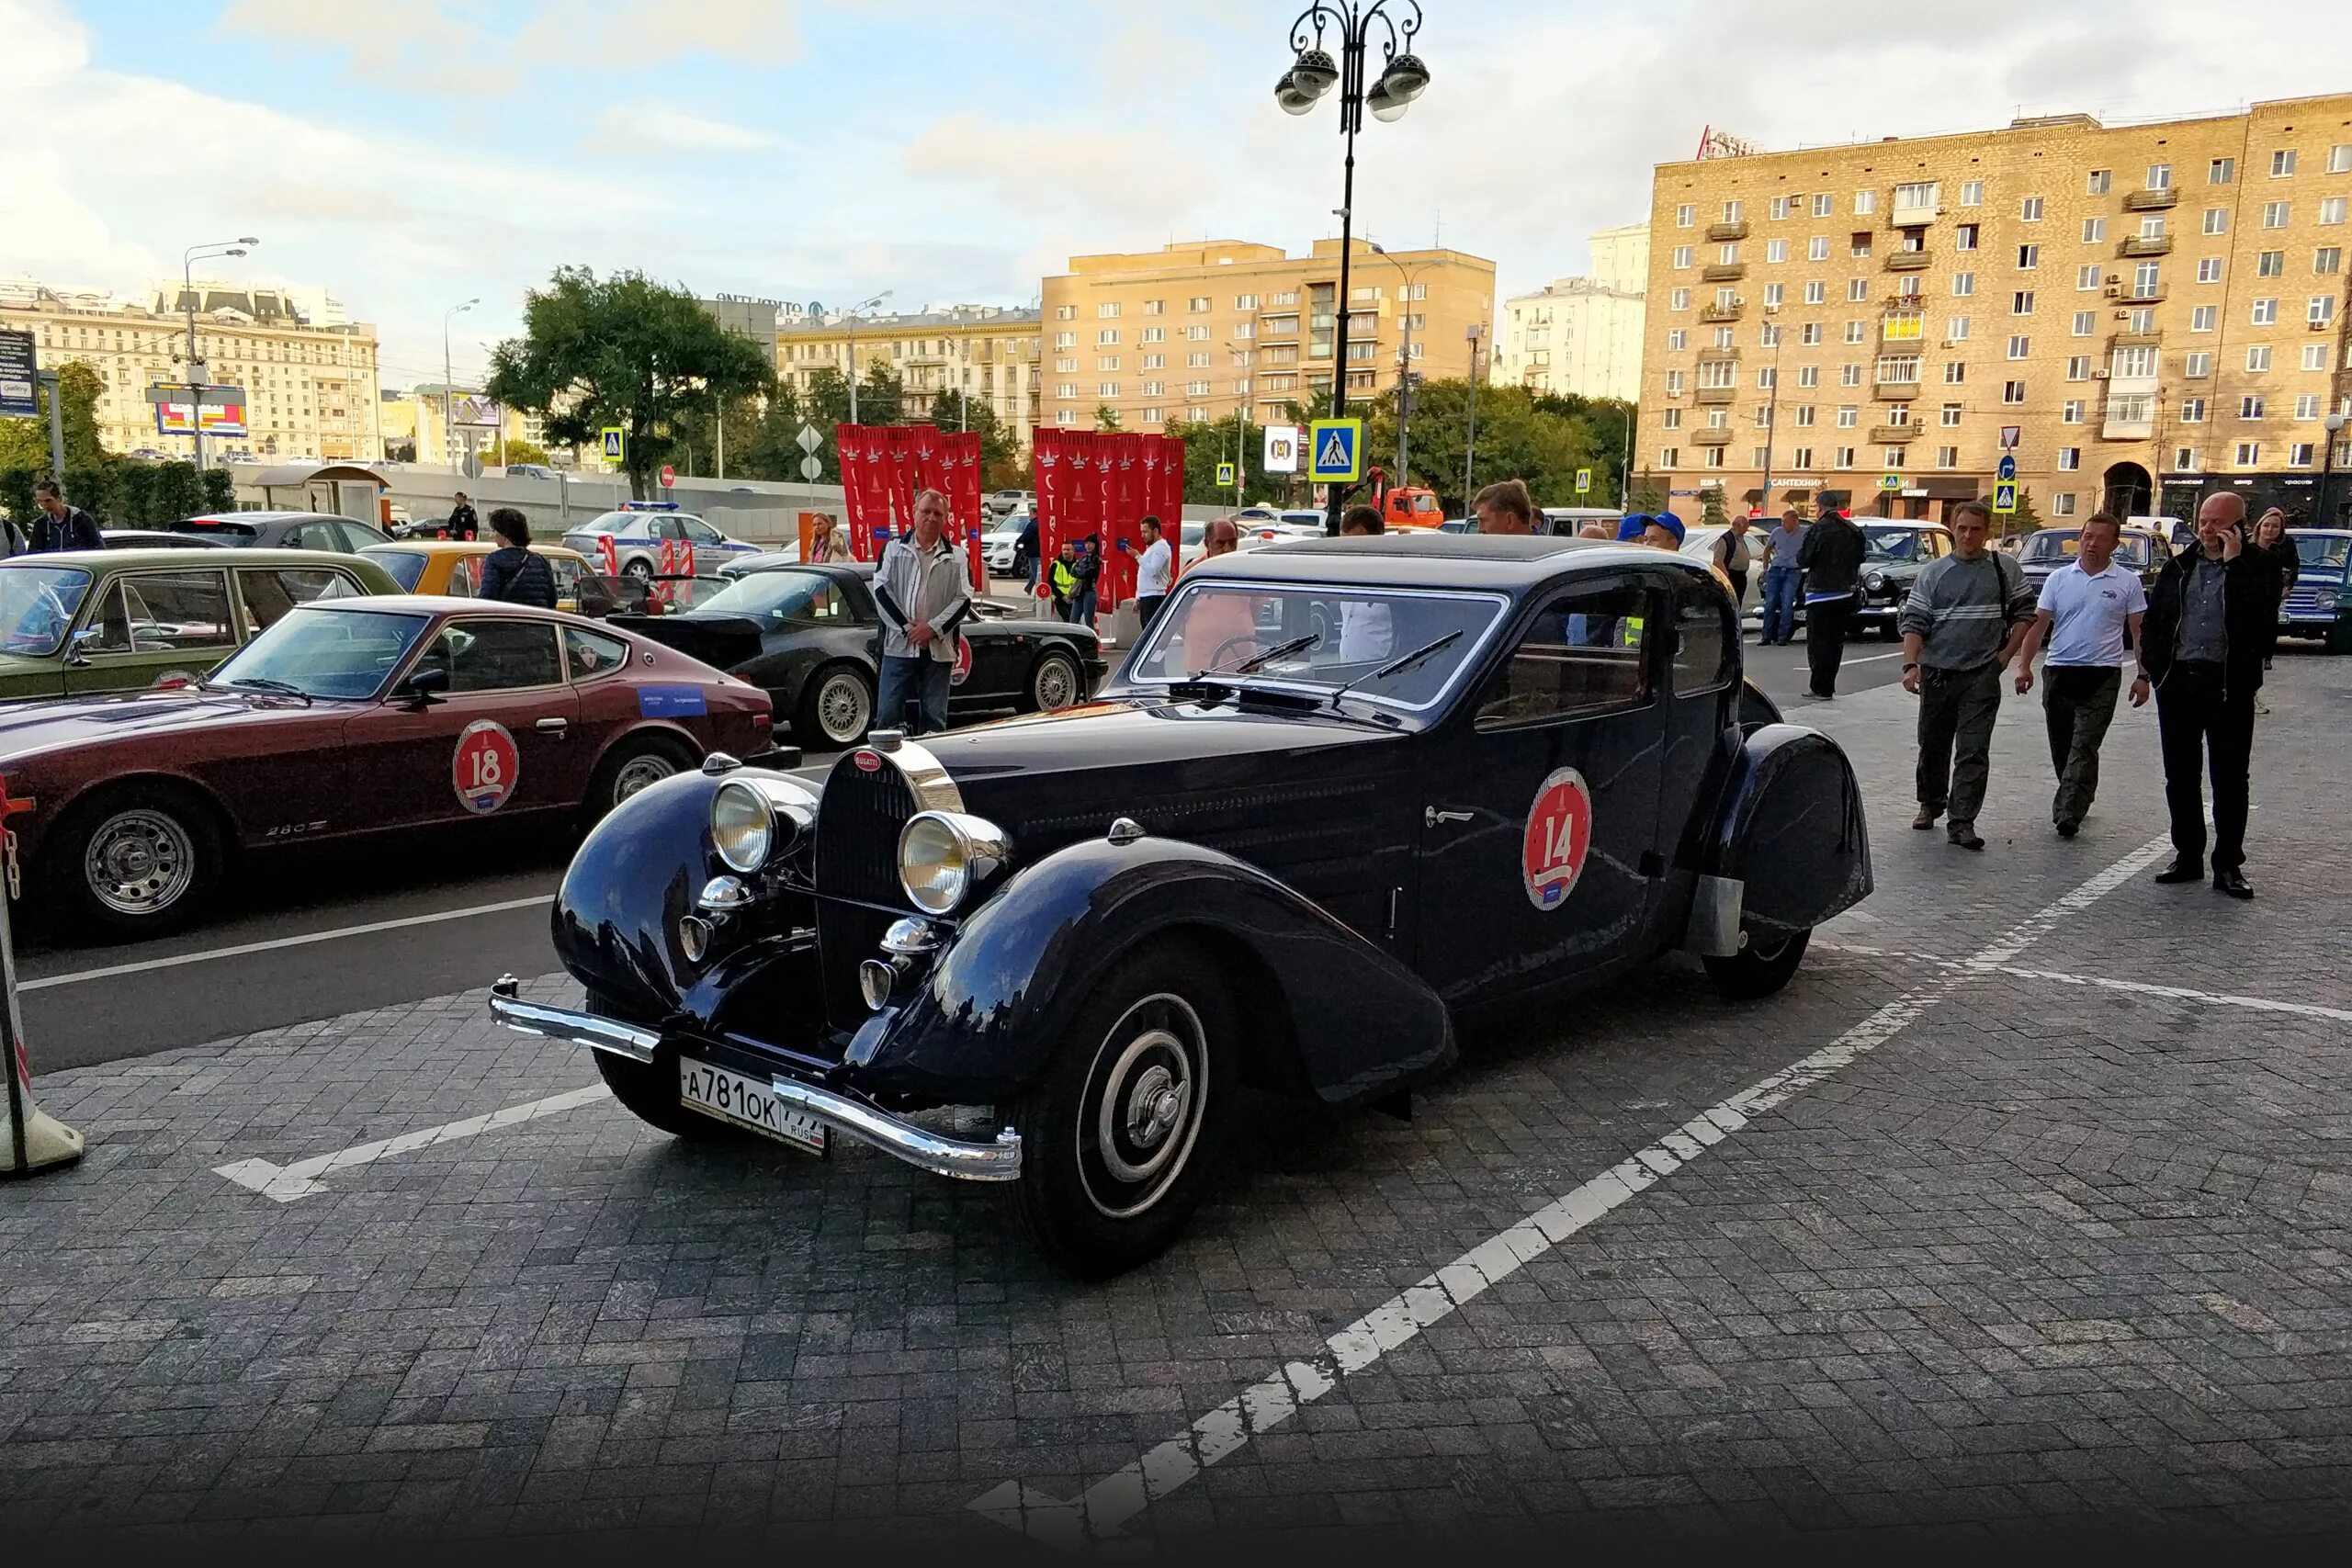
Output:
top-left (447, 491), bottom-right (480, 542)
top-left (873, 489), bottom-right (972, 737)
top-left (475, 508), bottom-right (558, 607)
top-left (1713, 513), bottom-right (1757, 612)
top-left (1132, 515), bottom-right (1173, 633)
top-left (1758, 509), bottom-right (1808, 644)
top-left (3, 508), bottom-right (27, 557)
top-left (1015, 511), bottom-right (1040, 592)
top-left (1796, 502), bottom-right (1865, 698)
top-left (2250, 508), bottom-right (2297, 691)
top-left (2141, 491), bottom-right (2279, 899)
top-left (1472, 479), bottom-right (1536, 535)
top-left (1898, 499), bottom-right (2035, 851)
top-left (2010, 512), bottom-right (2148, 838)
top-left (27, 480), bottom-right (104, 553)
top-left (1069, 536), bottom-right (1102, 629)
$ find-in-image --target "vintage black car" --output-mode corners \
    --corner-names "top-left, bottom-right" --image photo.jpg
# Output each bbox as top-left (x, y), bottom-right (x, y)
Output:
top-left (608, 561), bottom-right (1104, 746)
top-left (1851, 521), bottom-right (1955, 638)
top-left (490, 536), bottom-right (1873, 1275)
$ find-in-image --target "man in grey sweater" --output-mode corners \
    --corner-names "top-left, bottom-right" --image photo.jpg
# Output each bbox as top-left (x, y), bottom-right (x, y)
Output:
top-left (1896, 499), bottom-right (2036, 850)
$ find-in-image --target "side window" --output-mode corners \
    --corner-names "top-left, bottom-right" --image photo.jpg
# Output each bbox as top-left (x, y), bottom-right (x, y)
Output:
top-left (330, 521), bottom-right (379, 552)
top-left (654, 517), bottom-right (686, 541)
top-left (1672, 577), bottom-right (1734, 695)
top-left (284, 523), bottom-right (331, 550)
top-left (238, 568), bottom-right (356, 632)
top-left (682, 517), bottom-right (722, 545)
top-left (447, 557), bottom-right (477, 597)
top-left (562, 625), bottom-right (629, 680)
top-left (1475, 587), bottom-right (1653, 728)
top-left (548, 557), bottom-right (587, 598)
top-left (79, 581), bottom-right (134, 653)
top-left (120, 570), bottom-right (236, 650)
top-left (427, 620), bottom-right (563, 692)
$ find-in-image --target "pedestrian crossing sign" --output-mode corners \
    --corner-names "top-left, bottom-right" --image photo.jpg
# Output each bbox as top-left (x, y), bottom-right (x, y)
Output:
top-left (1878, 472), bottom-right (1902, 492)
top-left (1307, 418), bottom-right (1364, 482)
top-left (1216, 461), bottom-right (1235, 487)
top-left (1993, 480), bottom-right (2018, 513)
top-left (601, 426), bottom-right (626, 462)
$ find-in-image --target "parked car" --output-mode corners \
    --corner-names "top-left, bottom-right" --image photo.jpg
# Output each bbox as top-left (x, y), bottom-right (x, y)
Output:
top-left (488, 534), bottom-right (1872, 1275)
top-left (1536, 507), bottom-right (1625, 538)
top-left (360, 540), bottom-right (608, 616)
top-left (2017, 525), bottom-right (2174, 597)
top-left (1853, 522), bottom-right (1955, 638)
top-left (1276, 510), bottom-right (1329, 534)
top-left (167, 511), bottom-right (392, 552)
top-left (98, 530), bottom-right (237, 550)
top-left (1382, 487), bottom-right (1446, 529)
top-left (0, 597), bottom-right (775, 939)
top-left (1, 548), bottom-right (402, 703)
top-left (560, 508), bottom-right (761, 581)
top-left (988, 490), bottom-right (1033, 517)
top-left (2279, 529), bottom-right (2352, 652)
top-left (983, 520), bottom-right (1027, 576)
top-left (503, 463), bottom-right (560, 479)
top-left (612, 561), bottom-right (1103, 747)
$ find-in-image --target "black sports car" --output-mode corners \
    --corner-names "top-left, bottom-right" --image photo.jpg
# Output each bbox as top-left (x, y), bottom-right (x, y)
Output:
top-left (490, 535), bottom-right (1873, 1276)
top-left (612, 561), bottom-right (1103, 746)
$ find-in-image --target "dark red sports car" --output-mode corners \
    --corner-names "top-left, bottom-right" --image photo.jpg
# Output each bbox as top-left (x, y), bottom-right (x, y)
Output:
top-left (0, 596), bottom-right (775, 939)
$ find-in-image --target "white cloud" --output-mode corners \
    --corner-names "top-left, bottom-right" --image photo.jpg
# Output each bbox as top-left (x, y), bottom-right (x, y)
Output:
top-left (580, 106), bottom-right (779, 158)
top-left (218, 0), bottom-right (517, 96)
top-left (515, 0), bottom-right (800, 68)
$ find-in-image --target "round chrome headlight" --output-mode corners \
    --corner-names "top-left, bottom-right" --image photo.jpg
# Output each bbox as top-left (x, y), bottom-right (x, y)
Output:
top-left (897, 810), bottom-right (1010, 916)
top-left (710, 780), bottom-right (773, 873)
top-left (1863, 569), bottom-right (1886, 592)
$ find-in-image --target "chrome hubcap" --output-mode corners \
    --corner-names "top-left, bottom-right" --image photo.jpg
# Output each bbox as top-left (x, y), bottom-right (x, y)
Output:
top-left (1080, 996), bottom-right (1206, 1219)
top-left (85, 808), bottom-right (196, 917)
top-left (1035, 657), bottom-right (1077, 710)
top-left (613, 755), bottom-right (674, 801)
top-left (819, 675), bottom-right (869, 741)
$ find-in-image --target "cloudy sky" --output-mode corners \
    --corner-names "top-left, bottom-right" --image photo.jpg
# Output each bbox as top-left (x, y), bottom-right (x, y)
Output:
top-left (7, 0), bottom-right (2351, 391)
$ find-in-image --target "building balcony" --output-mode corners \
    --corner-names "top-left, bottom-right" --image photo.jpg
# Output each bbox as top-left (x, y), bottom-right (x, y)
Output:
top-left (2110, 330), bottom-right (2163, 348)
top-left (1701, 264), bottom-right (1747, 283)
top-left (2124, 187), bottom-right (2180, 211)
top-left (1696, 347), bottom-right (1742, 364)
top-left (1869, 423), bottom-right (1919, 445)
top-left (2120, 235), bottom-right (2174, 257)
top-left (1695, 385), bottom-right (1736, 404)
top-left (1699, 301), bottom-right (1744, 323)
top-left (1706, 220), bottom-right (1749, 242)
top-left (1884, 250), bottom-right (1933, 272)
top-left (1889, 204), bottom-right (1941, 229)
top-left (1871, 381), bottom-right (1921, 400)
top-left (1691, 428), bottom-right (1735, 446)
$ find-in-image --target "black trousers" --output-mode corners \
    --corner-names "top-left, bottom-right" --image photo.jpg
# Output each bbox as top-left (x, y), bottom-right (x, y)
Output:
top-left (1136, 594), bottom-right (1166, 633)
top-left (2154, 661), bottom-right (2256, 871)
top-left (1805, 593), bottom-right (1852, 695)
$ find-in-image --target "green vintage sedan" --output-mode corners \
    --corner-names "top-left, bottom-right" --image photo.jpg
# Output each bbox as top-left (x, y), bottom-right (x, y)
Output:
top-left (0, 548), bottom-right (404, 703)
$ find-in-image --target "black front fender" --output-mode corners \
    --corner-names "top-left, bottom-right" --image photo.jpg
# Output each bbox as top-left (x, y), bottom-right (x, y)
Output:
top-left (1702, 722), bottom-right (1872, 943)
top-left (856, 835), bottom-right (1455, 1108)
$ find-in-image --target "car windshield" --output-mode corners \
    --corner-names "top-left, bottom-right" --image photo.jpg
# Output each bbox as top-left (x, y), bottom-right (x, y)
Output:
top-left (1862, 527), bottom-right (1937, 561)
top-left (573, 512), bottom-right (634, 535)
top-left (1, 566), bottom-right (94, 658)
top-left (209, 604), bottom-right (432, 699)
top-left (362, 548), bottom-right (430, 590)
top-left (1125, 581), bottom-right (1501, 710)
top-left (2019, 530), bottom-right (2155, 568)
top-left (2294, 534), bottom-right (2352, 570)
top-left (693, 570), bottom-right (832, 620)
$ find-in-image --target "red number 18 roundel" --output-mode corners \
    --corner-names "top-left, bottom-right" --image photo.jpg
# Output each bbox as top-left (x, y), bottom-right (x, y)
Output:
top-left (1521, 767), bottom-right (1593, 910)
top-left (452, 719), bottom-right (521, 815)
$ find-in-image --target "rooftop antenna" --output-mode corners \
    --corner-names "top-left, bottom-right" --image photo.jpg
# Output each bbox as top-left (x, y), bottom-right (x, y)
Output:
top-left (1433, 209), bottom-right (1442, 248)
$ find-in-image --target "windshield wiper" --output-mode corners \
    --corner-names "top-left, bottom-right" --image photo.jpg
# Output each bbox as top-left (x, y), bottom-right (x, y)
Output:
top-left (1327, 629), bottom-right (1464, 708)
top-left (1209, 631), bottom-right (1319, 677)
top-left (226, 676), bottom-right (312, 705)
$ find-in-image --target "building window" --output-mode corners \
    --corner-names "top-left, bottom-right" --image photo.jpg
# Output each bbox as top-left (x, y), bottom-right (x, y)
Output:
top-left (2247, 345), bottom-right (2273, 372)
top-left (2013, 289), bottom-right (2035, 315)
top-left (2020, 197), bottom-right (2045, 221)
top-left (2332, 145), bottom-right (2352, 174)
top-left (1676, 203), bottom-right (1695, 227)
top-left (1803, 280), bottom-right (1826, 307)
top-left (1947, 317), bottom-right (1972, 343)
top-left (1719, 243), bottom-right (1741, 265)
top-left (2086, 169), bottom-right (2110, 196)
top-left (1186, 325), bottom-right (1211, 342)
top-left (1796, 321), bottom-right (1822, 346)
top-left (1673, 245), bottom-right (1694, 268)
top-left (1883, 446), bottom-right (1907, 468)
top-left (1853, 188), bottom-right (1876, 214)
top-left (1806, 193), bottom-right (1829, 218)
top-left (1804, 235), bottom-right (1829, 264)
top-left (1955, 223), bottom-right (1979, 253)
top-left (2175, 446), bottom-right (2199, 469)
top-left (2066, 310), bottom-right (2092, 337)
top-left (1703, 448), bottom-right (1726, 468)
top-left (1141, 326), bottom-right (1166, 343)
top-left (2318, 247), bottom-right (2344, 275)
top-left (1660, 408), bottom-right (1681, 429)
top-left (2241, 395), bottom-right (2266, 420)
top-left (2017, 243), bottom-right (2040, 269)
top-left (2003, 380), bottom-right (2027, 404)
top-left (1670, 287), bottom-right (1691, 310)
top-left (2202, 208), bottom-right (2230, 238)
top-left (2235, 441), bottom-right (2261, 467)
top-left (2263, 201), bottom-right (2290, 229)
top-left (1786, 445), bottom-right (1811, 468)
top-left (2062, 400), bottom-right (2084, 424)
top-left (1715, 326), bottom-right (1737, 348)
top-left (1054, 304), bottom-right (1076, 320)
top-left (2198, 257), bottom-right (2224, 284)
top-left (1666, 370), bottom-right (1685, 395)
top-left (2186, 352), bottom-right (2213, 378)
top-left (2297, 393), bottom-right (2322, 420)
top-left (2062, 355), bottom-right (2089, 379)
top-left (1763, 282), bottom-right (1786, 306)
top-left (2185, 304), bottom-right (2216, 333)
top-left (1949, 271), bottom-right (1975, 298)
top-left (1054, 331), bottom-right (1076, 348)
top-left (2325, 197), bottom-right (2350, 226)
top-left (1098, 381), bottom-right (1120, 397)
top-left (1057, 382), bottom-right (1078, 398)
top-left (1835, 405), bottom-right (1860, 428)
top-left (1659, 447), bottom-right (1680, 467)
top-left (2257, 250), bottom-right (2286, 277)
top-left (2272, 149), bottom-right (2298, 177)
top-left (2007, 334), bottom-right (2030, 359)
top-left (2058, 447), bottom-right (2081, 469)
top-left (1831, 446), bottom-right (1854, 468)
top-left (2306, 344), bottom-right (2333, 370)
top-left (1667, 329), bottom-right (1687, 350)
top-left (1098, 301), bottom-right (1121, 318)
top-left (1096, 355), bottom-right (1120, 371)
top-left (1770, 196), bottom-right (1794, 220)
top-left (1141, 407), bottom-right (1163, 423)
top-left (2290, 442), bottom-right (2316, 467)
top-left (1945, 362), bottom-right (1967, 384)
top-left (1794, 405), bottom-right (1816, 426)
top-left (2052, 493), bottom-right (2078, 516)
top-left (1876, 355), bottom-right (1922, 386)
top-left (1097, 328), bottom-right (1119, 344)
top-left (2082, 216), bottom-right (2107, 243)
top-left (1767, 238), bottom-right (1789, 264)
top-left (1234, 293), bottom-right (1257, 310)
top-left (1850, 231), bottom-right (1872, 259)
top-left (2252, 299), bottom-right (2278, 325)
top-left (2312, 296), bottom-right (2339, 327)
top-left (1143, 299), bottom-right (1164, 315)
top-left (1798, 366), bottom-right (1821, 387)
top-left (2210, 156), bottom-right (2235, 185)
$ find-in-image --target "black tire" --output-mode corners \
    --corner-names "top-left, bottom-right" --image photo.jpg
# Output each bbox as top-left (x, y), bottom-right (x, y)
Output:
top-left (43, 784), bottom-right (225, 942)
top-left (1702, 930), bottom-right (1811, 1001)
top-left (1025, 647), bottom-right (1084, 713)
top-left (1009, 942), bottom-right (1238, 1278)
top-left (584, 732), bottom-right (695, 820)
top-left (2326, 619), bottom-right (2352, 656)
top-left (594, 1049), bottom-right (740, 1143)
top-left (797, 662), bottom-right (874, 746)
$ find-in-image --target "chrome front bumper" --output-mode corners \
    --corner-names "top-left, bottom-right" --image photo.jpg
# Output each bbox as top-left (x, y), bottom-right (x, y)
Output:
top-left (486, 977), bottom-right (1022, 1182)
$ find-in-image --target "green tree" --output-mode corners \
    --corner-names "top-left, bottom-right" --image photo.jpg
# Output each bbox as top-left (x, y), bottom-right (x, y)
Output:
top-left (1630, 467), bottom-right (1667, 513)
top-left (497, 437), bottom-right (553, 468)
top-left (926, 389), bottom-right (1022, 488)
top-left (2009, 486), bottom-right (2044, 531)
top-left (484, 265), bottom-right (774, 499)
top-left (741, 382), bottom-right (810, 483)
top-left (1699, 485), bottom-right (1729, 527)
top-left (0, 361), bottom-right (109, 472)
top-left (854, 363), bottom-right (905, 427)
top-left (1093, 403), bottom-right (1123, 433)
top-left (1359, 379), bottom-right (1613, 515)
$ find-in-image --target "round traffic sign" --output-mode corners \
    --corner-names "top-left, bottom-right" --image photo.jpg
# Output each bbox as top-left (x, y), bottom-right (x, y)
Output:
top-left (659, 465), bottom-right (676, 488)
top-left (452, 720), bottom-right (520, 815)
top-left (798, 454), bottom-right (823, 480)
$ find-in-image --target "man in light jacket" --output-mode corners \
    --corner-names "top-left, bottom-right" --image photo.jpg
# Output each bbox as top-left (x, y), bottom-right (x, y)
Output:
top-left (873, 489), bottom-right (972, 736)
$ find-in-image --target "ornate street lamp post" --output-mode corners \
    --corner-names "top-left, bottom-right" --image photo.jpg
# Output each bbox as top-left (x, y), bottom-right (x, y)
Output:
top-left (1275, 2), bottom-right (1430, 533)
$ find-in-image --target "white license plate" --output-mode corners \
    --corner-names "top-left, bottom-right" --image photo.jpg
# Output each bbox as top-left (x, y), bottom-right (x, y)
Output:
top-left (678, 1057), bottom-right (828, 1156)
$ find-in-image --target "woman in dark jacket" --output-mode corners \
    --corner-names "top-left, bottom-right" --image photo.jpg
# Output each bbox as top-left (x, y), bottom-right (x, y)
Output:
top-left (2250, 508), bottom-right (2299, 671)
top-left (476, 508), bottom-right (557, 608)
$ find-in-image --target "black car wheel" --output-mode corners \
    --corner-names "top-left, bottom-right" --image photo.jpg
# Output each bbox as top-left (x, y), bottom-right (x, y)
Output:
top-left (1025, 647), bottom-right (1084, 713)
top-left (797, 663), bottom-right (874, 746)
top-left (1702, 930), bottom-right (1811, 1001)
top-left (585, 734), bottom-right (695, 819)
top-left (1010, 943), bottom-right (1237, 1278)
top-left (46, 784), bottom-right (224, 942)
top-left (2327, 618), bottom-right (2352, 656)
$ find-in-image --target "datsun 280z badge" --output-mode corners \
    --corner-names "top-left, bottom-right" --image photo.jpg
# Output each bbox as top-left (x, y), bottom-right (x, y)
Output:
top-left (1521, 766), bottom-right (1593, 909)
top-left (452, 719), bottom-right (520, 815)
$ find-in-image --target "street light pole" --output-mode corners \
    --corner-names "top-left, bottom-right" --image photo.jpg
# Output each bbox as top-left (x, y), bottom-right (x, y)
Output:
top-left (443, 298), bottom-right (477, 471)
top-left (1756, 302), bottom-right (1784, 522)
top-left (2324, 411), bottom-right (2347, 526)
top-left (180, 237), bottom-right (257, 470)
top-left (1275, 2), bottom-right (1430, 534)
top-left (1462, 321), bottom-right (1482, 505)
top-left (842, 291), bottom-right (892, 426)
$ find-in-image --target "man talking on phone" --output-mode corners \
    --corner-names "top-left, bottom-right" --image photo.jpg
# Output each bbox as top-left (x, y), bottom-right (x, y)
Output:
top-left (2138, 491), bottom-right (2281, 898)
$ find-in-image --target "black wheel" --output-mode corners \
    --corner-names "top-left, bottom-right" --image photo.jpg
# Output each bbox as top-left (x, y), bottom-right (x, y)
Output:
top-left (1702, 930), bottom-right (1811, 1001)
top-left (43, 784), bottom-right (224, 942)
top-left (797, 662), bottom-right (875, 746)
top-left (1009, 943), bottom-right (1237, 1278)
top-left (623, 557), bottom-right (654, 583)
top-left (585, 733), bottom-right (694, 819)
top-left (1025, 647), bottom-right (1084, 713)
top-left (2326, 619), bottom-right (2352, 656)
top-left (593, 1049), bottom-right (739, 1143)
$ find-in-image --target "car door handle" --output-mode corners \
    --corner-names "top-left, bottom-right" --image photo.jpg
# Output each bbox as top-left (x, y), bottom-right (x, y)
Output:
top-left (535, 717), bottom-right (569, 736)
top-left (1424, 807), bottom-right (1475, 828)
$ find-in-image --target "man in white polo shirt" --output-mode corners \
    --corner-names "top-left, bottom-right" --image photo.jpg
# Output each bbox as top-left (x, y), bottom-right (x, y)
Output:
top-left (2013, 512), bottom-right (2149, 838)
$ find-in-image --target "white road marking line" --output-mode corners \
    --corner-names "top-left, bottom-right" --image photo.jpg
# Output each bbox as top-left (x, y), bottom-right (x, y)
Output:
top-left (213, 1083), bottom-right (609, 1201)
top-left (1843, 650), bottom-right (1907, 664)
top-left (1819, 943), bottom-right (2352, 1025)
top-left (20, 894), bottom-right (554, 991)
top-left (967, 833), bottom-right (2177, 1546)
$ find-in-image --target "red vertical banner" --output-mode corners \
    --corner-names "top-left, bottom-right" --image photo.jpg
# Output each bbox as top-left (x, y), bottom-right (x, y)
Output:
top-left (835, 423), bottom-right (872, 561)
top-left (881, 426), bottom-right (916, 548)
top-left (1103, 433), bottom-right (1142, 605)
top-left (1064, 432), bottom-right (1097, 568)
top-left (950, 431), bottom-right (984, 590)
top-left (1158, 435), bottom-right (1186, 580)
top-left (908, 423), bottom-right (947, 502)
top-left (1032, 427), bottom-right (1061, 604)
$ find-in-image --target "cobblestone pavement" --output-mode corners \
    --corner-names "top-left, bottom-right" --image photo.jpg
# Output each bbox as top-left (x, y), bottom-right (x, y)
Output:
top-left (5, 649), bottom-right (2350, 1551)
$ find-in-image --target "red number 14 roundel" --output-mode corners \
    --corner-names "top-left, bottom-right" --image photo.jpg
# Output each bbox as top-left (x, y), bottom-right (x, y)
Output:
top-left (453, 719), bottom-right (520, 815)
top-left (1521, 767), bottom-right (1593, 910)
